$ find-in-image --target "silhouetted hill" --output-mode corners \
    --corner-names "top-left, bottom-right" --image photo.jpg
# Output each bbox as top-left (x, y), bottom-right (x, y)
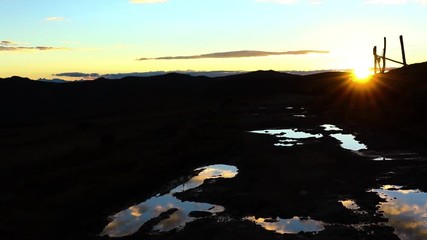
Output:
top-left (0, 70), bottom-right (304, 123)
top-left (0, 76), bottom-right (35, 85)
top-left (1, 64), bottom-right (427, 129)
top-left (387, 61), bottom-right (427, 80)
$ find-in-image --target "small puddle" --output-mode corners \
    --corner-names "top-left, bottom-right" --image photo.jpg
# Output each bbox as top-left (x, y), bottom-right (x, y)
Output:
top-left (322, 124), bottom-right (367, 151)
top-left (371, 185), bottom-right (427, 240)
top-left (322, 124), bottom-right (422, 160)
top-left (170, 165), bottom-right (238, 194)
top-left (321, 124), bottom-right (342, 132)
top-left (251, 129), bottom-right (322, 139)
top-left (101, 164), bottom-right (238, 237)
top-left (339, 199), bottom-right (360, 210)
top-left (245, 216), bottom-right (325, 234)
top-left (330, 133), bottom-right (368, 151)
top-left (372, 152), bottom-right (422, 161)
top-left (339, 199), bottom-right (369, 215)
top-left (250, 129), bottom-right (322, 147)
top-left (373, 157), bottom-right (394, 161)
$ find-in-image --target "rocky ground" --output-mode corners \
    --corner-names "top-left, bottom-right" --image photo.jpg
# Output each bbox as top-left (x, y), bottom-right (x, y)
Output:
top-left (1, 63), bottom-right (426, 239)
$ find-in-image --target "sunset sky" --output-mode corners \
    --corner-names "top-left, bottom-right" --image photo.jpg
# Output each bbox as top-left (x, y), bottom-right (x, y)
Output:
top-left (1, 0), bottom-right (427, 80)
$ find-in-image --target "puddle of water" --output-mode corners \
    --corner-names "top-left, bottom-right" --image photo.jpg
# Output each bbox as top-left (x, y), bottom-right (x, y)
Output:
top-left (362, 151), bottom-right (421, 161)
top-left (170, 165), bottom-right (238, 194)
top-left (339, 200), bottom-right (360, 210)
top-left (278, 139), bottom-right (298, 143)
top-left (322, 124), bottom-right (368, 151)
top-left (330, 133), bottom-right (367, 151)
top-left (339, 199), bottom-right (369, 215)
top-left (373, 157), bottom-right (394, 161)
top-left (274, 139), bottom-right (300, 147)
top-left (371, 185), bottom-right (427, 240)
top-left (251, 129), bottom-right (322, 139)
top-left (321, 124), bottom-right (342, 132)
top-left (378, 152), bottom-right (422, 161)
top-left (245, 216), bottom-right (325, 234)
top-left (250, 129), bottom-right (323, 148)
top-left (251, 125), bottom-right (419, 163)
top-left (274, 143), bottom-right (294, 147)
top-left (101, 164), bottom-right (238, 237)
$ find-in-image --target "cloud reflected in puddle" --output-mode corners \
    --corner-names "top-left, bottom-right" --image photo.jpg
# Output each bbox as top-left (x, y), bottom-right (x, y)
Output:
top-left (245, 216), bottom-right (325, 234)
top-left (371, 185), bottom-right (427, 240)
top-left (100, 164), bottom-right (238, 237)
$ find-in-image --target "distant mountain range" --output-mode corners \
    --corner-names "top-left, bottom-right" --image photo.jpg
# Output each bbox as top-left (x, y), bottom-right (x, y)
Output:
top-left (34, 70), bottom-right (345, 83)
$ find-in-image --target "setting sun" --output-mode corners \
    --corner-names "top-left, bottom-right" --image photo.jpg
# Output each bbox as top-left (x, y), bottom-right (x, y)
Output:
top-left (352, 67), bottom-right (373, 83)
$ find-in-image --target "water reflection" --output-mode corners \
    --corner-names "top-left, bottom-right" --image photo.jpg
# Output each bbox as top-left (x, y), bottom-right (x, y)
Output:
top-left (321, 124), bottom-right (367, 151)
top-left (330, 133), bottom-right (367, 151)
top-left (251, 124), bottom-right (420, 163)
top-left (250, 126), bottom-right (369, 151)
top-left (170, 165), bottom-right (238, 194)
top-left (339, 200), bottom-right (360, 210)
top-left (101, 164), bottom-right (238, 237)
top-left (245, 216), bottom-right (325, 234)
top-left (373, 157), bottom-right (393, 161)
top-left (321, 124), bottom-right (342, 132)
top-left (372, 152), bottom-right (422, 161)
top-left (250, 129), bottom-right (322, 147)
top-left (251, 129), bottom-right (322, 139)
top-left (371, 185), bottom-right (427, 240)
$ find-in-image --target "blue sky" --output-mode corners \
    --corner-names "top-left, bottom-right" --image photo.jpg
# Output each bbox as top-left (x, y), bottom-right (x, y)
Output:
top-left (1, 0), bottom-right (427, 79)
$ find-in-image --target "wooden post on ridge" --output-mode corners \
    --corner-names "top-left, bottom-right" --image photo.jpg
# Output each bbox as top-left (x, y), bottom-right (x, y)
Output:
top-left (372, 35), bottom-right (408, 75)
top-left (400, 35), bottom-right (407, 67)
top-left (382, 37), bottom-right (387, 73)
top-left (373, 46), bottom-right (377, 74)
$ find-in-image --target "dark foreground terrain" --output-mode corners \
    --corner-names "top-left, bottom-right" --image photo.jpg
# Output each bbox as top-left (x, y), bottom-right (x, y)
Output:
top-left (1, 62), bottom-right (427, 240)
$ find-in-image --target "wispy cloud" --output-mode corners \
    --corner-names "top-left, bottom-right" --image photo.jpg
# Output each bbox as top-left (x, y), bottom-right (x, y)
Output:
top-left (53, 72), bottom-right (100, 78)
top-left (364, 0), bottom-right (427, 5)
top-left (137, 50), bottom-right (329, 61)
top-left (45, 16), bottom-right (66, 22)
top-left (1, 40), bottom-right (16, 45)
top-left (0, 40), bottom-right (70, 51)
top-left (130, 0), bottom-right (168, 4)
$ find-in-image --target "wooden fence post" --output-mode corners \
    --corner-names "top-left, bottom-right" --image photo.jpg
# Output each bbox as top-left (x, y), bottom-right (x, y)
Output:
top-left (382, 37), bottom-right (387, 73)
top-left (400, 35), bottom-right (407, 67)
top-left (373, 46), bottom-right (377, 74)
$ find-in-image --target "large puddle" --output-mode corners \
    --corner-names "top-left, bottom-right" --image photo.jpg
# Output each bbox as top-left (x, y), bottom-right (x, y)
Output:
top-left (371, 185), bottom-right (427, 240)
top-left (245, 216), bottom-right (325, 234)
top-left (341, 186), bottom-right (427, 239)
top-left (100, 164), bottom-right (238, 237)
